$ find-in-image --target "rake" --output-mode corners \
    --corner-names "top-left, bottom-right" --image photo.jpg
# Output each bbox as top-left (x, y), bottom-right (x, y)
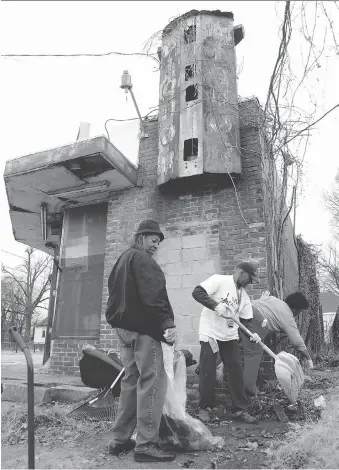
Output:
top-left (68, 347), bottom-right (196, 421)
top-left (68, 367), bottom-right (124, 421)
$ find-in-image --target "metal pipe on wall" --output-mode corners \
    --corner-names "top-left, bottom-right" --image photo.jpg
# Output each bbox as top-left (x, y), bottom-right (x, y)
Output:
top-left (40, 204), bottom-right (47, 241)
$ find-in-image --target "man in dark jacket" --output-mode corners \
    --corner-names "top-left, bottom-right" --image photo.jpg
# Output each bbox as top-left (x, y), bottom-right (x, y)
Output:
top-left (106, 220), bottom-right (177, 463)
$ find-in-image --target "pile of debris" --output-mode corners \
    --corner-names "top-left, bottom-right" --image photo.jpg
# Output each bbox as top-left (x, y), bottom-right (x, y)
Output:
top-left (250, 383), bottom-right (322, 422)
top-left (189, 373), bottom-right (336, 425)
top-left (1, 403), bottom-right (112, 447)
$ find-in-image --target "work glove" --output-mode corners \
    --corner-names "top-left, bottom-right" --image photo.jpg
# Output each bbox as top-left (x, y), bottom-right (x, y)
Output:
top-left (305, 359), bottom-right (314, 369)
top-left (163, 327), bottom-right (178, 346)
top-left (249, 333), bottom-right (261, 343)
top-left (214, 302), bottom-right (233, 317)
top-left (260, 290), bottom-right (271, 299)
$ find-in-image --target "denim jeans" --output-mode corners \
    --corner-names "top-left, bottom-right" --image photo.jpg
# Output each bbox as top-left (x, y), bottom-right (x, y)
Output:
top-left (199, 339), bottom-right (249, 411)
top-left (240, 306), bottom-right (268, 396)
top-left (111, 328), bottom-right (167, 448)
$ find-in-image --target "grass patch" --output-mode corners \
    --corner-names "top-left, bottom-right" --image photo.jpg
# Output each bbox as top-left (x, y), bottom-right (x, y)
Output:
top-left (1, 402), bottom-right (112, 447)
top-left (269, 395), bottom-right (339, 469)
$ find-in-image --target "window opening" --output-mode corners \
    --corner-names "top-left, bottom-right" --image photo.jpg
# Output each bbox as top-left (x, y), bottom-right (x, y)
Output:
top-left (184, 24), bottom-right (196, 43)
top-left (183, 138), bottom-right (198, 161)
top-left (185, 64), bottom-right (196, 81)
top-left (185, 84), bottom-right (198, 102)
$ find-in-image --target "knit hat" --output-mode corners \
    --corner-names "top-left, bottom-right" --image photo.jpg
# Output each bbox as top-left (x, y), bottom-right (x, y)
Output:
top-left (237, 261), bottom-right (259, 283)
top-left (135, 220), bottom-right (164, 242)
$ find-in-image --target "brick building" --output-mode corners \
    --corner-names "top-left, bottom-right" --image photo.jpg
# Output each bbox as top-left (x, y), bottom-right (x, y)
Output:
top-left (4, 10), bottom-right (299, 376)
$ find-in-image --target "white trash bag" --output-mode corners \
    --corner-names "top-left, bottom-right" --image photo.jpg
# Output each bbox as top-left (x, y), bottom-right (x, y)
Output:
top-left (160, 343), bottom-right (224, 451)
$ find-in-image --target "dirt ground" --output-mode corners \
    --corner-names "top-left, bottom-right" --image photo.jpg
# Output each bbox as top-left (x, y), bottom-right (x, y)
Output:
top-left (2, 365), bottom-right (339, 470)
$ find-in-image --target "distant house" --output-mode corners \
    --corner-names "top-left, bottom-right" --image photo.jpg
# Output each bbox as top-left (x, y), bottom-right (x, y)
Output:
top-left (33, 317), bottom-right (48, 345)
top-left (320, 292), bottom-right (339, 342)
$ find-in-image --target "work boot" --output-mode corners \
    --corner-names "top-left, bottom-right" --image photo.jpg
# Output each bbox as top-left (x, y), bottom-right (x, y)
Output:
top-left (198, 407), bottom-right (211, 423)
top-left (108, 438), bottom-right (136, 455)
top-left (134, 445), bottom-right (175, 462)
top-left (233, 410), bottom-right (257, 424)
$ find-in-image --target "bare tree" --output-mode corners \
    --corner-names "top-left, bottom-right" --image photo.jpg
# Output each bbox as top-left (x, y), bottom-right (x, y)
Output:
top-left (323, 169), bottom-right (339, 242)
top-left (317, 243), bottom-right (339, 349)
top-left (318, 245), bottom-right (339, 295)
top-left (2, 248), bottom-right (52, 342)
top-left (331, 305), bottom-right (339, 350)
top-left (261, 1), bottom-right (339, 298)
top-left (321, 168), bottom-right (339, 348)
top-left (1, 276), bottom-right (25, 340)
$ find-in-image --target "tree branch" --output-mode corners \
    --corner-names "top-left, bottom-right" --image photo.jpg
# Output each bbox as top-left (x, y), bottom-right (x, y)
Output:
top-left (2, 266), bottom-right (28, 298)
top-left (277, 104), bottom-right (339, 151)
top-left (32, 279), bottom-right (51, 309)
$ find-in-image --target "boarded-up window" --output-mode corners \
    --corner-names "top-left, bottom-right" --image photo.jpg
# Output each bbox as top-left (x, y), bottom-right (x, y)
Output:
top-left (55, 202), bottom-right (108, 338)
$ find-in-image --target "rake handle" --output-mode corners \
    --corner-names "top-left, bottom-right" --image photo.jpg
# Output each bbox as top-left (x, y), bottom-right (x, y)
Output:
top-left (89, 367), bottom-right (125, 405)
top-left (221, 315), bottom-right (278, 360)
top-left (108, 367), bottom-right (125, 391)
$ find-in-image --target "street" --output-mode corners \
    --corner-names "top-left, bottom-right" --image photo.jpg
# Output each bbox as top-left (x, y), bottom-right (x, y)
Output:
top-left (1, 351), bottom-right (44, 380)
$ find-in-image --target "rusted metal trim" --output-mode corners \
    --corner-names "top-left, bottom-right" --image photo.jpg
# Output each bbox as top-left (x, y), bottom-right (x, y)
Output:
top-left (9, 205), bottom-right (35, 213)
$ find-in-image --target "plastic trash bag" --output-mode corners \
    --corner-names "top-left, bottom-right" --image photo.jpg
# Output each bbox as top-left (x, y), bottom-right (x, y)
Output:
top-left (162, 343), bottom-right (187, 420)
top-left (160, 343), bottom-right (224, 451)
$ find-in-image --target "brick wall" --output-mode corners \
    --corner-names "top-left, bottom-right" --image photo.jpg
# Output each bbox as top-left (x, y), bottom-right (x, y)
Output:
top-left (154, 229), bottom-right (220, 359)
top-left (48, 339), bottom-right (93, 376)
top-left (47, 101), bottom-right (281, 378)
top-left (99, 114), bottom-right (269, 360)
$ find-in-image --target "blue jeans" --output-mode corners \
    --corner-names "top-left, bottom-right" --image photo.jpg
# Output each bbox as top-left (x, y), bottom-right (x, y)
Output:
top-left (111, 328), bottom-right (167, 448)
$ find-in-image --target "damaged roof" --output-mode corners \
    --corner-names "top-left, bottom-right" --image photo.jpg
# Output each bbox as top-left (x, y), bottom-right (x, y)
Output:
top-left (163, 9), bottom-right (234, 35)
top-left (4, 136), bottom-right (137, 254)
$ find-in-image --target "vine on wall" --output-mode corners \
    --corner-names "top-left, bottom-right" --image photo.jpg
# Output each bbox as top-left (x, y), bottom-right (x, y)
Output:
top-left (273, 236), bottom-right (323, 356)
top-left (297, 236), bottom-right (324, 354)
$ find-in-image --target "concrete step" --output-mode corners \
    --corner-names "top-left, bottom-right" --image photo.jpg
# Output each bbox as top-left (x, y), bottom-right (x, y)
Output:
top-left (1, 381), bottom-right (95, 405)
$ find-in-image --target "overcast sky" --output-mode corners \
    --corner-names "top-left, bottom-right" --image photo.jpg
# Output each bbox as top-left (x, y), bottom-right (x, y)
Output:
top-left (1, 1), bottom-right (338, 271)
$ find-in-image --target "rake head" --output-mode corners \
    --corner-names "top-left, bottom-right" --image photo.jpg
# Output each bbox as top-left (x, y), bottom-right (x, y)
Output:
top-left (68, 388), bottom-right (119, 421)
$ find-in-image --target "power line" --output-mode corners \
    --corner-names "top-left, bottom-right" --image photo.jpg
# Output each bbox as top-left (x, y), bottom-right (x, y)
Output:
top-left (1, 250), bottom-right (26, 260)
top-left (2, 265), bottom-right (26, 274)
top-left (104, 109), bottom-right (158, 140)
top-left (1, 50), bottom-right (159, 63)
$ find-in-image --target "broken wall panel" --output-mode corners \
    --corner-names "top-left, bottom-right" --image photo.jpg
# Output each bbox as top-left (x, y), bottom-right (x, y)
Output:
top-left (54, 202), bottom-right (108, 338)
